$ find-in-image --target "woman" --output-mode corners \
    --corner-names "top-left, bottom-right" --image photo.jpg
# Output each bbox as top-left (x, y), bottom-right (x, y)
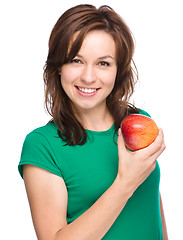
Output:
top-left (18, 4), bottom-right (168, 239)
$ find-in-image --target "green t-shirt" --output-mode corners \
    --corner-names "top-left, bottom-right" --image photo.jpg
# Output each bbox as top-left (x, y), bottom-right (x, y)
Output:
top-left (18, 110), bottom-right (163, 239)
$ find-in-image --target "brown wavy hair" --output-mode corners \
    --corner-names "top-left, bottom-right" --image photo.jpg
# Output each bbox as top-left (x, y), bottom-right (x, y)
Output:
top-left (43, 4), bottom-right (139, 145)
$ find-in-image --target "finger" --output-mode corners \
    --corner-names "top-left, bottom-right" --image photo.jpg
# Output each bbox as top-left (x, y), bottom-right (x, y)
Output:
top-left (117, 128), bottom-right (127, 152)
top-left (148, 140), bottom-right (166, 162)
top-left (150, 128), bottom-right (165, 155)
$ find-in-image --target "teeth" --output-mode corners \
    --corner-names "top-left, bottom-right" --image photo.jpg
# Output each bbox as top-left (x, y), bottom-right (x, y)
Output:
top-left (78, 87), bottom-right (97, 93)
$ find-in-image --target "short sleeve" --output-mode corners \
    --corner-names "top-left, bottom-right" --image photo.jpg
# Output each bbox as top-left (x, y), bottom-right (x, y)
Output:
top-left (18, 132), bottom-right (63, 179)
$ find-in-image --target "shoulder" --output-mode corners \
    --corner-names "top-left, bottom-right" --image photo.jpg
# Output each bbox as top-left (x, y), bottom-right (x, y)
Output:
top-left (29, 121), bottom-right (58, 137)
top-left (19, 121), bottom-right (64, 179)
top-left (22, 121), bottom-right (65, 159)
top-left (24, 121), bottom-right (61, 145)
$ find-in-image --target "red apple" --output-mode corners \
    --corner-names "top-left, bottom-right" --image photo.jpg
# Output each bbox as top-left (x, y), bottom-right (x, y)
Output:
top-left (121, 114), bottom-right (159, 151)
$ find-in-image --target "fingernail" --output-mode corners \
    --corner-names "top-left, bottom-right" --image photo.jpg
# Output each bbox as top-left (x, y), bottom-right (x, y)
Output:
top-left (158, 128), bottom-right (162, 135)
top-left (118, 128), bottom-right (121, 136)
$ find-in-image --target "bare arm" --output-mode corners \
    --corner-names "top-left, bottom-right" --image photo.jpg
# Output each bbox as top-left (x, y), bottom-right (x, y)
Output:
top-left (23, 165), bottom-right (68, 240)
top-left (160, 192), bottom-right (168, 239)
top-left (23, 164), bottom-right (131, 240)
top-left (23, 129), bottom-right (165, 240)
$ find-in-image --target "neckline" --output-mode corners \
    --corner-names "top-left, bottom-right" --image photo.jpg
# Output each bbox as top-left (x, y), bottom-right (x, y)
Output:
top-left (85, 123), bottom-right (115, 135)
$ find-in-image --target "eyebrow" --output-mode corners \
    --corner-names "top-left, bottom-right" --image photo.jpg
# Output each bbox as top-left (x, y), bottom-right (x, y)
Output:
top-left (98, 55), bottom-right (115, 60)
top-left (76, 54), bottom-right (115, 60)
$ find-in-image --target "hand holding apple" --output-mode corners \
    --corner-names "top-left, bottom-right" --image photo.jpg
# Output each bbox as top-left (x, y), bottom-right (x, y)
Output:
top-left (121, 114), bottom-right (159, 151)
top-left (117, 125), bottom-right (165, 194)
top-left (117, 115), bottom-right (165, 195)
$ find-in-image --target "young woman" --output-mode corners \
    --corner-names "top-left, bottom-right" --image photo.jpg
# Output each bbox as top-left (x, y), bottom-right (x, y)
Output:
top-left (18, 4), bottom-right (168, 240)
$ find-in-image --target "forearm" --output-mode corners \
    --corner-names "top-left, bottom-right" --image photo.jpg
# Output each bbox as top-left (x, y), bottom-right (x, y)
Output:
top-left (55, 177), bottom-right (132, 240)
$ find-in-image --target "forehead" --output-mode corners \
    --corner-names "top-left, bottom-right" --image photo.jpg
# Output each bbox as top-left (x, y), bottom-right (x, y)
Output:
top-left (70, 30), bottom-right (116, 58)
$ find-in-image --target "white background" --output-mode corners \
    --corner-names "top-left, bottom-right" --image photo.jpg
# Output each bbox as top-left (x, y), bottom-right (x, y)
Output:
top-left (1, 0), bottom-right (182, 239)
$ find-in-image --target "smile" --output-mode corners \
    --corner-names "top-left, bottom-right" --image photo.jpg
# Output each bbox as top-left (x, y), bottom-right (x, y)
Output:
top-left (75, 86), bottom-right (100, 97)
top-left (78, 87), bottom-right (97, 93)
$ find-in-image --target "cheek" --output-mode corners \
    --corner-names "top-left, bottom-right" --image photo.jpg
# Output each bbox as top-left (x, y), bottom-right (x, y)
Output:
top-left (61, 66), bottom-right (82, 87)
top-left (104, 71), bottom-right (117, 90)
top-left (60, 66), bottom-right (77, 93)
top-left (61, 67), bottom-right (73, 84)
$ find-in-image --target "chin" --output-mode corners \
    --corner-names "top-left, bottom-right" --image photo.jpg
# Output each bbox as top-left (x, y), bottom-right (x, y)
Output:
top-left (73, 101), bottom-right (103, 112)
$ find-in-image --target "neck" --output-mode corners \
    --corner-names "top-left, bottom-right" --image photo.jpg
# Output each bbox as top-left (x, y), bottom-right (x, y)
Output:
top-left (73, 104), bottom-right (114, 131)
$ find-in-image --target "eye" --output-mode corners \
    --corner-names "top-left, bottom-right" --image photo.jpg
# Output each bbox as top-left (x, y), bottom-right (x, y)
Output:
top-left (70, 59), bottom-right (82, 64)
top-left (98, 61), bottom-right (110, 67)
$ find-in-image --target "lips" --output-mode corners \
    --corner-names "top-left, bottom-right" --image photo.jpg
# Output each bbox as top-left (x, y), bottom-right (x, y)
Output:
top-left (75, 86), bottom-right (100, 96)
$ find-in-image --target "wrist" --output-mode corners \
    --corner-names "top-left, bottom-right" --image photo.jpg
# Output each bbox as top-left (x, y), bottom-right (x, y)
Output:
top-left (114, 175), bottom-right (134, 201)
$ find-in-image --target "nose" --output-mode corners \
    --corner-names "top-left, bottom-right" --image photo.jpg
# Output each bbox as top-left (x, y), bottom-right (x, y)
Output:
top-left (80, 65), bottom-right (97, 84)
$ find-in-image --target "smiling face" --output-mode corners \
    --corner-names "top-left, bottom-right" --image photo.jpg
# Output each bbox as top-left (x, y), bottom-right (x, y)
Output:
top-left (60, 30), bottom-right (117, 114)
